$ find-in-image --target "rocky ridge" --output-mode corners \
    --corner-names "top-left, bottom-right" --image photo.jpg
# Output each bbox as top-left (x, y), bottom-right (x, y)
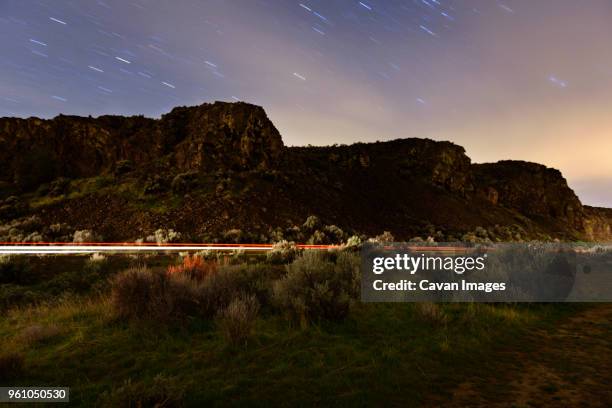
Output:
top-left (0, 102), bottom-right (610, 243)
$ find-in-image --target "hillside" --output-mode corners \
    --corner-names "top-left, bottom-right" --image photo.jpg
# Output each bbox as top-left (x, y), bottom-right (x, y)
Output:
top-left (1, 101), bottom-right (610, 243)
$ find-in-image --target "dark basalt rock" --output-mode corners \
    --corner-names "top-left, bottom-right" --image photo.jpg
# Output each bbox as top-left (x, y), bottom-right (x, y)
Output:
top-left (0, 102), bottom-right (610, 241)
top-left (0, 102), bottom-right (283, 190)
top-left (473, 161), bottom-right (585, 231)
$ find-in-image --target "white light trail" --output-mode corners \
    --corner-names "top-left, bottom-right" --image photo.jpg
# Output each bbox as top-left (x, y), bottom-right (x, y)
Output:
top-left (30, 39), bottom-right (48, 46)
top-left (49, 17), bottom-right (67, 25)
top-left (0, 243), bottom-right (335, 255)
top-left (0, 245), bottom-right (271, 255)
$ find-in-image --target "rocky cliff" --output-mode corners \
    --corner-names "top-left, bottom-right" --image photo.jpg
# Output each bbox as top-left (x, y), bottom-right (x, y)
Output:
top-left (0, 102), bottom-right (283, 190)
top-left (0, 102), bottom-right (609, 242)
top-left (583, 206), bottom-right (612, 241)
top-left (473, 161), bottom-right (585, 231)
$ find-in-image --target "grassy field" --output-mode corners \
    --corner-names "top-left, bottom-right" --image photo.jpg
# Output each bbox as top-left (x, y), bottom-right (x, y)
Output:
top-left (0, 251), bottom-right (599, 406)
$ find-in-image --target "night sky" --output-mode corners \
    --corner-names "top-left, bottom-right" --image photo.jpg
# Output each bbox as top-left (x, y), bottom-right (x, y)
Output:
top-left (1, 0), bottom-right (611, 206)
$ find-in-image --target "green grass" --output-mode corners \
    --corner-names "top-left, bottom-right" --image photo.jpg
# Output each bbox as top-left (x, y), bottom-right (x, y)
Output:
top-left (0, 296), bottom-right (578, 407)
top-left (0, 253), bottom-right (587, 406)
top-left (28, 176), bottom-right (116, 208)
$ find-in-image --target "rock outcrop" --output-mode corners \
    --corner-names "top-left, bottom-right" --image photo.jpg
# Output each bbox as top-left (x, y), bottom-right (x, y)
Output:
top-left (0, 102), bottom-right (283, 190)
top-left (473, 161), bottom-right (585, 231)
top-left (583, 207), bottom-right (612, 241)
top-left (0, 102), bottom-right (610, 242)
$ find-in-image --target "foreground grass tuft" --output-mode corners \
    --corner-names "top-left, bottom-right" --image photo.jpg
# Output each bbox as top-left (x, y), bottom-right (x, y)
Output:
top-left (216, 294), bottom-right (260, 346)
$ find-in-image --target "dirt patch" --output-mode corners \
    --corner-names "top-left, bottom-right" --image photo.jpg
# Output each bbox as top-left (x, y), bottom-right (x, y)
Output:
top-left (442, 305), bottom-right (612, 407)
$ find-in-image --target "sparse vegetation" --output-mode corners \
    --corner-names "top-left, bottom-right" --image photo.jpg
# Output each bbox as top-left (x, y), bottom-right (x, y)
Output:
top-left (216, 294), bottom-right (260, 346)
top-left (167, 254), bottom-right (217, 281)
top-left (110, 266), bottom-right (201, 323)
top-left (272, 251), bottom-right (360, 325)
top-left (98, 375), bottom-right (185, 408)
top-left (266, 240), bottom-right (300, 264)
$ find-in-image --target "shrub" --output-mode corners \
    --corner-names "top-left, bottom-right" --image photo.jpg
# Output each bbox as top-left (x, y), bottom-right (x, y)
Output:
top-left (110, 266), bottom-right (200, 323)
top-left (324, 225), bottom-right (346, 243)
top-left (272, 251), bottom-right (360, 325)
top-left (0, 351), bottom-right (24, 381)
top-left (217, 294), bottom-right (260, 346)
top-left (344, 235), bottom-right (362, 250)
top-left (195, 249), bottom-right (217, 260)
top-left (167, 255), bottom-right (217, 281)
top-left (73, 229), bottom-right (98, 243)
top-left (89, 253), bottom-right (107, 264)
top-left (223, 229), bottom-right (244, 243)
top-left (266, 240), bottom-right (300, 264)
top-left (98, 375), bottom-right (184, 408)
top-left (197, 265), bottom-right (260, 317)
top-left (307, 230), bottom-right (327, 245)
top-left (373, 231), bottom-right (395, 243)
top-left (302, 215), bottom-right (321, 231)
top-left (149, 229), bottom-right (182, 244)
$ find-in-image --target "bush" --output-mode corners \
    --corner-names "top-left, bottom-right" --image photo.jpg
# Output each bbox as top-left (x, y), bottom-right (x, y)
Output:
top-left (307, 230), bottom-right (328, 245)
top-left (302, 215), bottom-right (321, 231)
top-left (0, 351), bottom-right (24, 381)
top-left (217, 294), bottom-right (260, 346)
top-left (73, 229), bottom-right (99, 243)
top-left (266, 241), bottom-right (300, 264)
top-left (197, 264), bottom-right (270, 317)
top-left (110, 266), bottom-right (200, 323)
top-left (344, 235), bottom-right (362, 250)
top-left (373, 231), bottom-right (395, 243)
top-left (98, 375), bottom-right (184, 408)
top-left (222, 229), bottom-right (244, 244)
top-left (324, 225), bottom-right (346, 242)
top-left (167, 255), bottom-right (217, 281)
top-left (112, 262), bottom-right (284, 324)
top-left (147, 229), bottom-right (181, 244)
top-left (272, 251), bottom-right (360, 325)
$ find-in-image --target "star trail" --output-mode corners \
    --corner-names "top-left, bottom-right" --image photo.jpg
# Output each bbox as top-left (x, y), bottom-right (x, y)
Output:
top-left (1, 0), bottom-right (611, 206)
